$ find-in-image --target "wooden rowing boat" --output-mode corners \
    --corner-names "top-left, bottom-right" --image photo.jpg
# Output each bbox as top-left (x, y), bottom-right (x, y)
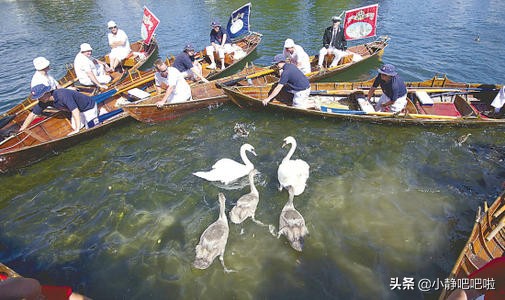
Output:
top-left (222, 75), bottom-right (505, 126)
top-left (122, 65), bottom-right (277, 123)
top-left (439, 190), bottom-right (505, 300)
top-left (0, 65), bottom-right (158, 141)
top-left (304, 35), bottom-right (389, 82)
top-left (0, 79), bottom-right (158, 174)
top-left (200, 32), bottom-right (262, 80)
top-left (192, 3), bottom-right (262, 80)
top-left (0, 39), bottom-right (159, 132)
top-left (0, 64), bottom-right (276, 172)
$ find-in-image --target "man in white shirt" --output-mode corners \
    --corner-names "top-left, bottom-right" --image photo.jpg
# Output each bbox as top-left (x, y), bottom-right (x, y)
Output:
top-left (31, 56), bottom-right (61, 90)
top-left (153, 59), bottom-right (192, 107)
top-left (74, 43), bottom-right (112, 89)
top-left (107, 20), bottom-right (131, 71)
top-left (282, 38), bottom-right (311, 75)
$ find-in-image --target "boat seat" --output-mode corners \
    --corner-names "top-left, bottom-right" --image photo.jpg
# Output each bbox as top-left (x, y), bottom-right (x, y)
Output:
top-left (123, 51), bottom-right (146, 67)
top-left (416, 91), bottom-right (434, 105)
top-left (465, 253), bottom-right (488, 271)
top-left (104, 51), bottom-right (144, 68)
top-left (25, 129), bottom-right (48, 143)
top-left (340, 54), bottom-right (354, 65)
top-left (323, 53), bottom-right (354, 68)
top-left (74, 84), bottom-right (98, 95)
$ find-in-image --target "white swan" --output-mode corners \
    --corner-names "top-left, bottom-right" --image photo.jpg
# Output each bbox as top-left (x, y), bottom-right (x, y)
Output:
top-left (277, 136), bottom-right (310, 195)
top-left (277, 186), bottom-right (309, 252)
top-left (193, 143), bottom-right (257, 185)
top-left (194, 193), bottom-right (234, 272)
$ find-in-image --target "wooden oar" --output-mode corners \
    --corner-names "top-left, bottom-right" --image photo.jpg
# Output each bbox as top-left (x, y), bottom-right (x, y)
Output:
top-left (216, 69), bottom-right (275, 87)
top-left (115, 75), bottom-right (156, 95)
top-left (311, 89), bottom-right (365, 95)
top-left (493, 204), bottom-right (505, 218)
top-left (365, 111), bottom-right (461, 120)
top-left (92, 88), bottom-right (117, 104)
top-left (315, 85), bottom-right (497, 92)
top-left (320, 106), bottom-right (463, 119)
top-left (0, 101), bottom-right (39, 130)
top-left (311, 88), bottom-right (463, 96)
top-left (96, 108), bottom-right (124, 124)
top-left (486, 215), bottom-right (505, 242)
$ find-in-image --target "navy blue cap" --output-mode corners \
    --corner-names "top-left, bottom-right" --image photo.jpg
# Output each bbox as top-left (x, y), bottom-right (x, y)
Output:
top-left (272, 54), bottom-right (286, 64)
top-left (31, 84), bottom-right (51, 99)
top-left (377, 64), bottom-right (397, 76)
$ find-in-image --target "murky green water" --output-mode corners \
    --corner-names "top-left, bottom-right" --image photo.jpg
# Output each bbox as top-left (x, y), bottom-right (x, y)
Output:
top-left (1, 1), bottom-right (504, 299)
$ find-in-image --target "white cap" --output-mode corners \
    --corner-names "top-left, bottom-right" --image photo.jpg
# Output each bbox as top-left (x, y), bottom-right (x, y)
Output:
top-left (33, 57), bottom-right (50, 70)
top-left (80, 43), bottom-right (93, 52)
top-left (284, 38), bottom-right (295, 48)
top-left (107, 20), bottom-right (117, 28)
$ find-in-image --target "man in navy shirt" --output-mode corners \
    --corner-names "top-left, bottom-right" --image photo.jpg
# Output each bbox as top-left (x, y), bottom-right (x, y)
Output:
top-left (205, 21), bottom-right (233, 70)
top-left (262, 54), bottom-right (311, 108)
top-left (367, 64), bottom-right (408, 112)
top-left (173, 44), bottom-right (208, 83)
top-left (19, 84), bottom-right (98, 135)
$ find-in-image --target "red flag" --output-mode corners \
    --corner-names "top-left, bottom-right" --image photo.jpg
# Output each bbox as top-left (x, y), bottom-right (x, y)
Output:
top-left (343, 4), bottom-right (378, 41)
top-left (141, 6), bottom-right (160, 45)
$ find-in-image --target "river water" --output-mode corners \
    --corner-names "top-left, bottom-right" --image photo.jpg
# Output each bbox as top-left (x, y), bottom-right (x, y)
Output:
top-left (0, 1), bottom-right (504, 299)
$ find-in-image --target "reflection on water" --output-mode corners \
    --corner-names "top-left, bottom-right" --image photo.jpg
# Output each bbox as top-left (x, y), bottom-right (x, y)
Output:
top-left (0, 0), bottom-right (505, 299)
top-left (2, 106), bottom-right (504, 299)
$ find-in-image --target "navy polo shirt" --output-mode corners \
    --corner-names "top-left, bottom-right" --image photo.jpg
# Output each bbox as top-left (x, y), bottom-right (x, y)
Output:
top-left (173, 52), bottom-right (194, 73)
top-left (32, 89), bottom-right (95, 115)
top-left (210, 27), bottom-right (229, 44)
top-left (372, 74), bottom-right (407, 101)
top-left (279, 63), bottom-right (310, 92)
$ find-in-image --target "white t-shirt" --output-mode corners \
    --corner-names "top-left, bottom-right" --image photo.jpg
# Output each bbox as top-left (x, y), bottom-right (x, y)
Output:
top-left (283, 44), bottom-right (311, 74)
top-left (74, 52), bottom-right (97, 85)
top-left (108, 29), bottom-right (131, 60)
top-left (154, 67), bottom-right (191, 103)
top-left (31, 71), bottom-right (58, 89)
top-left (73, 52), bottom-right (111, 85)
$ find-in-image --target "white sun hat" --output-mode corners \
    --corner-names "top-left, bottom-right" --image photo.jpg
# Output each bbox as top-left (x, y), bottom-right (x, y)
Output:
top-left (33, 57), bottom-right (50, 70)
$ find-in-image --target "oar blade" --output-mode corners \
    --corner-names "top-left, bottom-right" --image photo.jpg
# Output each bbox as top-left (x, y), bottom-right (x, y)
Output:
top-left (92, 88), bottom-right (118, 104)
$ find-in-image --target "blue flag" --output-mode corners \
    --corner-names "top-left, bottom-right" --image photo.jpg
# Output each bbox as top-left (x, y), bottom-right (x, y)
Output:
top-left (226, 3), bottom-right (251, 40)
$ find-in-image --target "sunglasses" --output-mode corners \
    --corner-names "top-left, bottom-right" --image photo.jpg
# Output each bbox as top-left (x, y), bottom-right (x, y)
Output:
top-left (109, 26), bottom-right (117, 29)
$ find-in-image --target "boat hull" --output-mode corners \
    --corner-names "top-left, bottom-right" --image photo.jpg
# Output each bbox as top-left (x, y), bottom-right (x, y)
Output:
top-left (122, 65), bottom-right (276, 123)
top-left (223, 76), bottom-right (504, 127)
top-left (439, 191), bottom-right (505, 299)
